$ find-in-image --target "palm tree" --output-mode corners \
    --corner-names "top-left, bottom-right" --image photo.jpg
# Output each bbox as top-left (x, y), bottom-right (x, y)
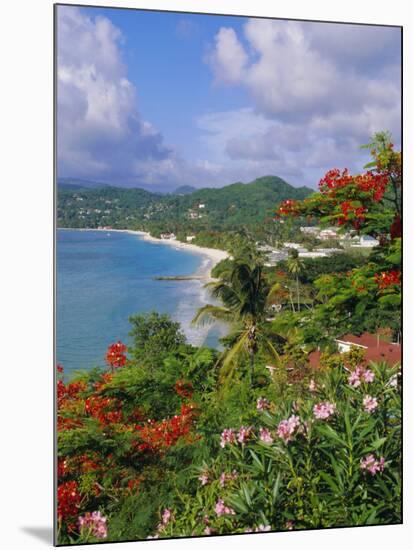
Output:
top-left (286, 249), bottom-right (304, 312)
top-left (192, 260), bottom-right (279, 385)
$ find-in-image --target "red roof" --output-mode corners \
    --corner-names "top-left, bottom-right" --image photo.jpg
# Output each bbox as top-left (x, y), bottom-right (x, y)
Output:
top-left (307, 332), bottom-right (401, 369)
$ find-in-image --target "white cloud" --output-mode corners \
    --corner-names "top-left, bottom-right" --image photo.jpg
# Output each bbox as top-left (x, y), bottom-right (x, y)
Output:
top-left (207, 18), bottom-right (401, 124)
top-left (207, 27), bottom-right (248, 84)
top-left (204, 18), bottom-right (401, 187)
top-left (57, 6), bottom-right (175, 185)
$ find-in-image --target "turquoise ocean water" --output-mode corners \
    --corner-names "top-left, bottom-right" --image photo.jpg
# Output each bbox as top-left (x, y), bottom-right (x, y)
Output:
top-left (57, 229), bottom-right (223, 376)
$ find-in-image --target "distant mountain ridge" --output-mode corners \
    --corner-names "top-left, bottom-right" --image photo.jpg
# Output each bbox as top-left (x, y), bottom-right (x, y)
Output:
top-left (57, 175), bottom-right (313, 237)
top-left (173, 185), bottom-right (197, 195)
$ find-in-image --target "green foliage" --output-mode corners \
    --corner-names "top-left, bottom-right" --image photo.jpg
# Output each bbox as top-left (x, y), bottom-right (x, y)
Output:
top-left (128, 312), bottom-right (187, 370)
top-left (159, 361), bottom-right (401, 536)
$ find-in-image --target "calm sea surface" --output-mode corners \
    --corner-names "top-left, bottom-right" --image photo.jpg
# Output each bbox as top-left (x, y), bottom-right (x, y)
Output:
top-left (57, 230), bottom-right (223, 376)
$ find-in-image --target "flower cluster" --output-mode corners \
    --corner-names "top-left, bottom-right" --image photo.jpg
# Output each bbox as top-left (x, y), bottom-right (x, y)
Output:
top-left (78, 511), bottom-right (108, 539)
top-left (338, 201), bottom-right (367, 228)
top-left (237, 425), bottom-right (253, 444)
top-left (360, 454), bottom-right (385, 475)
top-left (57, 367), bottom-right (87, 410)
top-left (256, 396), bottom-right (271, 411)
top-left (57, 481), bottom-right (82, 520)
top-left (348, 365), bottom-right (375, 387)
top-left (363, 395), bottom-right (378, 413)
top-left (105, 341), bottom-right (127, 369)
top-left (136, 404), bottom-right (196, 453)
top-left (355, 171), bottom-right (389, 202)
top-left (214, 498), bottom-right (235, 517)
top-left (220, 428), bottom-right (236, 448)
top-left (219, 470), bottom-right (238, 487)
top-left (219, 426), bottom-right (253, 447)
top-left (319, 168), bottom-right (353, 193)
top-left (375, 270), bottom-right (401, 291)
top-left (318, 168), bottom-right (389, 204)
top-left (259, 427), bottom-right (274, 444)
top-left (157, 508), bottom-right (172, 531)
top-left (277, 199), bottom-right (299, 217)
top-left (276, 415), bottom-right (300, 443)
top-left (84, 395), bottom-right (123, 425)
top-left (313, 402), bottom-right (336, 420)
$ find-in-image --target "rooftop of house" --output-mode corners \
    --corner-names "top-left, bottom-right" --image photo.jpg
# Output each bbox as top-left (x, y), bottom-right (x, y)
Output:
top-left (307, 332), bottom-right (401, 369)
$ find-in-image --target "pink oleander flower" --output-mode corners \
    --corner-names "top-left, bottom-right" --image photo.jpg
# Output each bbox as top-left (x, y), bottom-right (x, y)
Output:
top-left (204, 527), bottom-right (213, 535)
top-left (313, 401), bottom-right (336, 420)
top-left (363, 368), bottom-right (375, 383)
top-left (255, 525), bottom-right (271, 532)
top-left (259, 427), bottom-right (274, 444)
top-left (363, 395), bottom-right (378, 413)
top-left (198, 471), bottom-right (209, 486)
top-left (257, 397), bottom-right (271, 411)
top-left (220, 470), bottom-right (238, 486)
top-left (276, 415), bottom-right (300, 443)
top-left (157, 508), bottom-right (172, 530)
top-left (78, 511), bottom-right (108, 539)
top-left (220, 428), bottom-right (236, 448)
top-left (309, 379), bottom-right (317, 392)
top-left (237, 425), bottom-right (253, 444)
top-left (348, 366), bottom-right (375, 387)
top-left (360, 454), bottom-right (385, 475)
top-left (348, 367), bottom-right (362, 387)
top-left (215, 498), bottom-right (235, 517)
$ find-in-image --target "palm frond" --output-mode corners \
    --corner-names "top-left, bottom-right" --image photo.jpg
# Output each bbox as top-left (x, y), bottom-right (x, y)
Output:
top-left (191, 305), bottom-right (234, 326)
top-left (218, 331), bottom-right (250, 385)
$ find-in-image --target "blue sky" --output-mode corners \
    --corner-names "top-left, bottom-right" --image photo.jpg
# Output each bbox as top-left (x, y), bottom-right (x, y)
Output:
top-left (57, 5), bottom-right (401, 189)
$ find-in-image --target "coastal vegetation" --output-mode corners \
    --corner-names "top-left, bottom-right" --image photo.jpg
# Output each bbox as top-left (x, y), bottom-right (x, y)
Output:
top-left (56, 133), bottom-right (401, 543)
top-left (57, 175), bottom-right (312, 250)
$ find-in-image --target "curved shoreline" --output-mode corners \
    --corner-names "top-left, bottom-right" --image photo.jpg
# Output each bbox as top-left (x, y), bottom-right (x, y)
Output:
top-left (58, 227), bottom-right (229, 281)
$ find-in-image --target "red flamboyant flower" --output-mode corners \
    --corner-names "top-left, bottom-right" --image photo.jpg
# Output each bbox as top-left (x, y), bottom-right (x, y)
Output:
top-left (105, 341), bottom-right (127, 370)
top-left (277, 199), bottom-right (299, 216)
top-left (375, 270), bottom-right (401, 291)
top-left (135, 404), bottom-right (198, 454)
top-left (57, 481), bottom-right (82, 520)
top-left (319, 168), bottom-right (352, 193)
top-left (84, 395), bottom-right (123, 425)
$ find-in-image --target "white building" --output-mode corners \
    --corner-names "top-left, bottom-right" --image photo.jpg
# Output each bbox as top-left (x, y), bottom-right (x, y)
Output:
top-left (300, 226), bottom-right (320, 235)
top-left (319, 229), bottom-right (338, 240)
top-left (186, 235), bottom-right (196, 242)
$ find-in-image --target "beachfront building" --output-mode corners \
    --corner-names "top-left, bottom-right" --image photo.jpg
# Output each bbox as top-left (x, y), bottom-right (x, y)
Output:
top-left (300, 226), bottom-right (320, 236)
top-left (160, 233), bottom-right (176, 240)
top-left (186, 235), bottom-right (196, 242)
top-left (319, 228), bottom-right (339, 240)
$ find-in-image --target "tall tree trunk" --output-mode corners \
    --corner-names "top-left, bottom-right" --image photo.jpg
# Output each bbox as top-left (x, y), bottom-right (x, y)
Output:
top-left (296, 275), bottom-right (300, 312)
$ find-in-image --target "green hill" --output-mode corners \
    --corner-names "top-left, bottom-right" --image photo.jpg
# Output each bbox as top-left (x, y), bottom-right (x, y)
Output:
top-left (57, 175), bottom-right (313, 246)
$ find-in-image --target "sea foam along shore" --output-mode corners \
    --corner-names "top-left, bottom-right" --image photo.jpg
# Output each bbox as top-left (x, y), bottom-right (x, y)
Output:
top-left (64, 228), bottom-right (229, 281)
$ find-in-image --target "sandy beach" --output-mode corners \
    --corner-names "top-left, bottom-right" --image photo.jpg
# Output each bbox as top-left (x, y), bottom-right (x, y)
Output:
top-left (61, 227), bottom-right (229, 280)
